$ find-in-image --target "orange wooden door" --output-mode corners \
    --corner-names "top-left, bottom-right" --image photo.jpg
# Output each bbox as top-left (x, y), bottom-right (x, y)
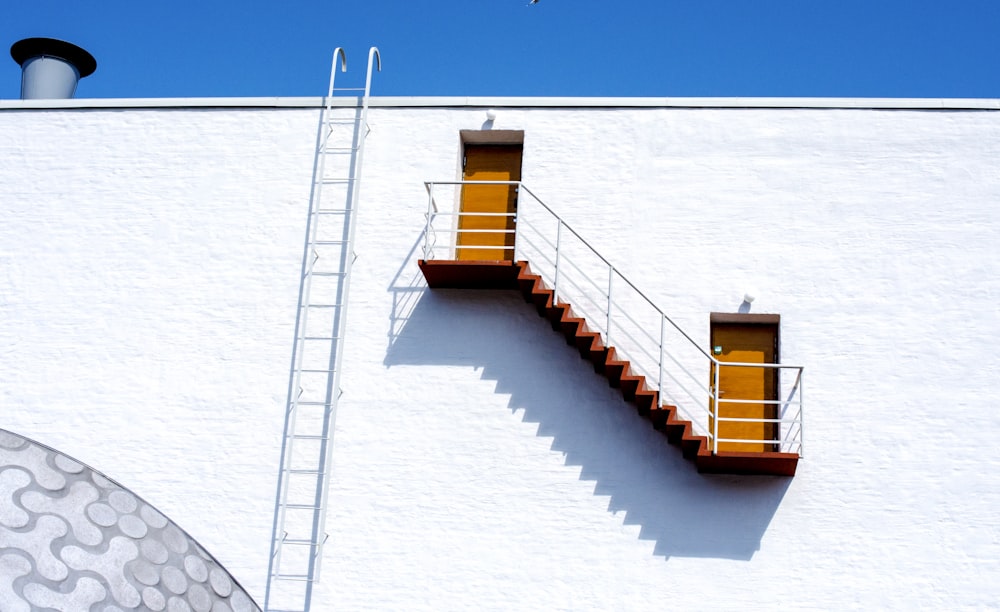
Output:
top-left (457, 144), bottom-right (522, 261)
top-left (709, 323), bottom-right (779, 452)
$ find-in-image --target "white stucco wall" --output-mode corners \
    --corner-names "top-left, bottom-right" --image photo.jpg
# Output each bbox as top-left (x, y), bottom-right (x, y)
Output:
top-left (1, 99), bottom-right (998, 609)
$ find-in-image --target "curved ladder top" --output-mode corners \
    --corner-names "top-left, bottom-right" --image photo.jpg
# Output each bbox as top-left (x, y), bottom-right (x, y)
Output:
top-left (326, 47), bottom-right (348, 99)
top-left (365, 47), bottom-right (381, 98)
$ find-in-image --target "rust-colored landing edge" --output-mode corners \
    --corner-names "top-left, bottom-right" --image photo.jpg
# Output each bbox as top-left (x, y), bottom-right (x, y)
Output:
top-left (418, 259), bottom-right (521, 289)
top-left (695, 451), bottom-right (798, 476)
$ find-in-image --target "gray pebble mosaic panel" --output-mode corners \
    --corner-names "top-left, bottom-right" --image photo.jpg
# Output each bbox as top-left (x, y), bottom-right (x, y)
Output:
top-left (0, 428), bottom-right (262, 611)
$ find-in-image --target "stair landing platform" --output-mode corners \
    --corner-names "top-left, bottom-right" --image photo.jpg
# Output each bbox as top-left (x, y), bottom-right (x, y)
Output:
top-left (418, 259), bottom-right (522, 289)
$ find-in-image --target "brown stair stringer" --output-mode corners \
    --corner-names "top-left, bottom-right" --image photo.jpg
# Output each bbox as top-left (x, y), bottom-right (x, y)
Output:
top-left (417, 258), bottom-right (797, 476)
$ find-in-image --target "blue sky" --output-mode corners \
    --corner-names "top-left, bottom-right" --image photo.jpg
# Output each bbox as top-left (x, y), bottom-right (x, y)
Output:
top-left (2, 1), bottom-right (998, 100)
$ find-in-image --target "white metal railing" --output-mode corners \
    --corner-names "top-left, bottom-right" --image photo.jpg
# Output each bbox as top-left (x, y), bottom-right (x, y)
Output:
top-left (423, 181), bottom-right (803, 455)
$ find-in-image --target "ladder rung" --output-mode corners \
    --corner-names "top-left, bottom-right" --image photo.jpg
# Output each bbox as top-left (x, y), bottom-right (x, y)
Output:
top-left (272, 575), bottom-right (315, 582)
top-left (286, 469), bottom-right (325, 475)
top-left (308, 271), bottom-right (347, 277)
top-left (300, 335), bottom-right (342, 341)
top-left (323, 146), bottom-right (358, 152)
top-left (320, 178), bottom-right (354, 184)
top-left (280, 538), bottom-right (322, 546)
top-left (312, 241), bottom-right (349, 246)
top-left (298, 368), bottom-right (337, 373)
top-left (294, 401), bottom-right (336, 407)
top-left (313, 209), bottom-right (349, 215)
top-left (282, 503), bottom-right (322, 510)
top-left (290, 434), bottom-right (329, 441)
top-left (302, 305), bottom-right (342, 310)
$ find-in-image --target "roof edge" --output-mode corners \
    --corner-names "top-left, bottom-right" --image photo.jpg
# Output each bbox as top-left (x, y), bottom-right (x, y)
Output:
top-left (1, 95), bottom-right (998, 111)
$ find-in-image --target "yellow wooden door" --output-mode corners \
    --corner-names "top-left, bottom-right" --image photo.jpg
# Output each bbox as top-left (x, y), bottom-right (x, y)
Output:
top-left (458, 144), bottom-right (522, 261)
top-left (709, 323), bottom-right (778, 452)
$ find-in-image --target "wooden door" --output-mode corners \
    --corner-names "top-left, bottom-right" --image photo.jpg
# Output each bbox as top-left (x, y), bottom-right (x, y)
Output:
top-left (457, 144), bottom-right (522, 261)
top-left (709, 320), bottom-right (779, 452)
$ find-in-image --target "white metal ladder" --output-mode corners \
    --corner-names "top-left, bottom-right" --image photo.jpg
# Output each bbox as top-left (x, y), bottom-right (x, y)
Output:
top-left (265, 46), bottom-right (380, 612)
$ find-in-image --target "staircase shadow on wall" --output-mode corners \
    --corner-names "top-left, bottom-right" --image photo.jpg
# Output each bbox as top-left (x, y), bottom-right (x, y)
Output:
top-left (384, 287), bottom-right (791, 561)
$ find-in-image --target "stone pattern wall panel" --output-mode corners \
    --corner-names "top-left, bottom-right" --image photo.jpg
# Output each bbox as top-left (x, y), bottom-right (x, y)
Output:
top-left (0, 428), bottom-right (261, 612)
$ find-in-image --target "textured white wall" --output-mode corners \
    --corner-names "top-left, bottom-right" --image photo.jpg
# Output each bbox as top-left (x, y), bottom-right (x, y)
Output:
top-left (1, 102), bottom-right (998, 609)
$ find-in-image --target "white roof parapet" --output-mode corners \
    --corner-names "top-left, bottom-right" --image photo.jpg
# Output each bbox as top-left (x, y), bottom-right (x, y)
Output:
top-left (1, 95), bottom-right (998, 111)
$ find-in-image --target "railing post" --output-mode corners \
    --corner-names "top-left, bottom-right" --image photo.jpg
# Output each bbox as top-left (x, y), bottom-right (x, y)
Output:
top-left (658, 314), bottom-right (665, 394)
top-left (713, 363), bottom-right (720, 453)
top-left (553, 219), bottom-right (563, 302)
top-left (423, 183), bottom-right (434, 260)
top-left (798, 370), bottom-right (804, 457)
top-left (606, 265), bottom-right (614, 346)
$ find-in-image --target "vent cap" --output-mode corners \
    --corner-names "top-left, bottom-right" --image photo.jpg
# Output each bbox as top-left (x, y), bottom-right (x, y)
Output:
top-left (10, 37), bottom-right (96, 99)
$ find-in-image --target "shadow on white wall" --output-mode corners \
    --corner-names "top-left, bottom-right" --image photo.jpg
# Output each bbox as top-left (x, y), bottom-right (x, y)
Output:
top-left (384, 287), bottom-right (791, 561)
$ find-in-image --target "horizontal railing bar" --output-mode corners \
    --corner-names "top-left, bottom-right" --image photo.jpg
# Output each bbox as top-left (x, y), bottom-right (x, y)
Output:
top-left (426, 180), bottom-right (521, 186)
top-left (436, 212), bottom-right (516, 217)
top-left (454, 228), bottom-right (516, 233)
top-left (714, 439), bottom-right (800, 450)
top-left (449, 245), bottom-right (516, 250)
top-left (715, 416), bottom-right (801, 424)
top-left (717, 362), bottom-right (805, 370)
top-left (717, 398), bottom-right (802, 406)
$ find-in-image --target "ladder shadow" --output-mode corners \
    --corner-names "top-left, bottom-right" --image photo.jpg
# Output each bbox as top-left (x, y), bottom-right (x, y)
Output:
top-left (383, 288), bottom-right (791, 561)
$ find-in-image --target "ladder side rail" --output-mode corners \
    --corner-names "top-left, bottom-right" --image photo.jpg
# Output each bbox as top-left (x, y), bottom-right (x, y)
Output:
top-left (265, 47), bottom-right (349, 612)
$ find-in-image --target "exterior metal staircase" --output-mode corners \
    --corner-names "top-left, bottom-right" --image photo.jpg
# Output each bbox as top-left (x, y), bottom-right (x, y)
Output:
top-left (418, 182), bottom-right (804, 476)
top-left (265, 46), bottom-right (380, 612)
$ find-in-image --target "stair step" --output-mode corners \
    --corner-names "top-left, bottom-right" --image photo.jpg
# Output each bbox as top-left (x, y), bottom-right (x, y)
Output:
top-left (634, 390), bottom-right (658, 416)
top-left (620, 375), bottom-right (644, 402)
